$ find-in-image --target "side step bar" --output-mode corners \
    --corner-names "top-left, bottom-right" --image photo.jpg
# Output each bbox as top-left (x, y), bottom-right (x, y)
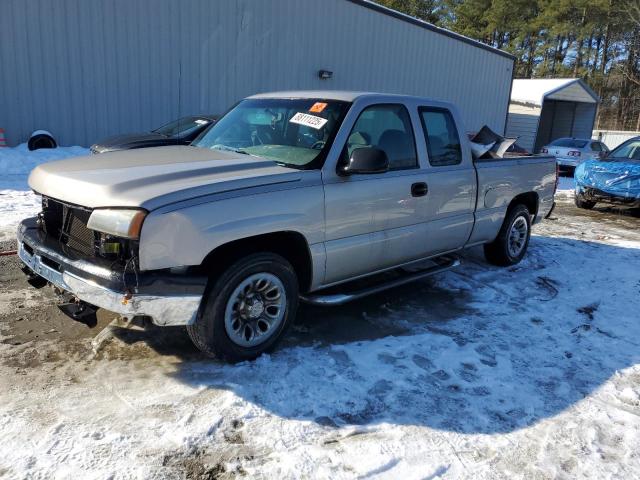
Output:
top-left (301, 256), bottom-right (461, 306)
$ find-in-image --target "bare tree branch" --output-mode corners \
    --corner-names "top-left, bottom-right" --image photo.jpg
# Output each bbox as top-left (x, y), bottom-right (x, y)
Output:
top-left (624, 69), bottom-right (640, 86)
top-left (626, 0), bottom-right (640, 27)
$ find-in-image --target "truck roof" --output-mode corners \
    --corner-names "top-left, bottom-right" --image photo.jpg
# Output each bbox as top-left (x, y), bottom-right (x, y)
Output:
top-left (248, 90), bottom-right (444, 104)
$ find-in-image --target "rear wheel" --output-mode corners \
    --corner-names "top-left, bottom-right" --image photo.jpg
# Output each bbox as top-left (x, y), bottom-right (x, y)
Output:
top-left (187, 253), bottom-right (299, 362)
top-left (575, 194), bottom-right (596, 210)
top-left (484, 204), bottom-right (532, 266)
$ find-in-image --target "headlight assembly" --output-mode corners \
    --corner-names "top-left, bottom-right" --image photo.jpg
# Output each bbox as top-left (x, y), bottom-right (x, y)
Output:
top-left (87, 208), bottom-right (147, 239)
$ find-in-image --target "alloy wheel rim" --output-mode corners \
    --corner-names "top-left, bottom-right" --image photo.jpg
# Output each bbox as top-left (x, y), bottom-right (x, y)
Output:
top-left (507, 216), bottom-right (528, 258)
top-left (224, 273), bottom-right (286, 348)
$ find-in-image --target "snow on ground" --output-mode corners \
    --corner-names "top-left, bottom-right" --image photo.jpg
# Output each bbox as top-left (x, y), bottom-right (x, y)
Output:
top-left (1, 203), bottom-right (639, 479)
top-left (0, 146), bottom-right (639, 479)
top-left (0, 144), bottom-right (88, 241)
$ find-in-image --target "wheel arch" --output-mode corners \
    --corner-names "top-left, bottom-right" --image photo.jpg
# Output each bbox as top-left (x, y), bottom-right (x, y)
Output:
top-left (508, 191), bottom-right (539, 218)
top-left (197, 231), bottom-right (314, 293)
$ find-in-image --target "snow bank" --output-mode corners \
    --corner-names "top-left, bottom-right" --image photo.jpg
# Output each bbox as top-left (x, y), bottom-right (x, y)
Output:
top-left (0, 144), bottom-right (88, 240)
top-left (0, 143), bottom-right (88, 177)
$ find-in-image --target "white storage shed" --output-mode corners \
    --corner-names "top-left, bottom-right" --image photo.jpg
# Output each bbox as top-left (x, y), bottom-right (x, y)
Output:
top-left (506, 79), bottom-right (599, 153)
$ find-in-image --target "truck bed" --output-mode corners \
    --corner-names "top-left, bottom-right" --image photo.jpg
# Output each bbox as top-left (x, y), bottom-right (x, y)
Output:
top-left (467, 154), bottom-right (557, 246)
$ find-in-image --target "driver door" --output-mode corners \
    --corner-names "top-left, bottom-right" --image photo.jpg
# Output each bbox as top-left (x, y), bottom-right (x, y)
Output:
top-left (322, 103), bottom-right (430, 285)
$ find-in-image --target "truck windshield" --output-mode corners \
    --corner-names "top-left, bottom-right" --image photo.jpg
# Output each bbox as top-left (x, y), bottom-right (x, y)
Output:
top-left (192, 98), bottom-right (350, 168)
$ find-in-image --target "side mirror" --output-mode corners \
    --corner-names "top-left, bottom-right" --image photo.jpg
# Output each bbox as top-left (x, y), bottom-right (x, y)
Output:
top-left (341, 148), bottom-right (389, 175)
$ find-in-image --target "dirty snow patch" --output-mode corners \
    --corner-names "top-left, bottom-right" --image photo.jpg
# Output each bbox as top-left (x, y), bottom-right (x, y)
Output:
top-left (0, 144), bottom-right (88, 240)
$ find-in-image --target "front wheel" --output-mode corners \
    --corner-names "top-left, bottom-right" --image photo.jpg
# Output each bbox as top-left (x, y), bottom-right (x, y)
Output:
top-left (484, 204), bottom-right (532, 266)
top-left (187, 253), bottom-right (299, 362)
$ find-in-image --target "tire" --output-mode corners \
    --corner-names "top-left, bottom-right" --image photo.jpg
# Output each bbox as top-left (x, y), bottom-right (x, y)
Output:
top-left (28, 130), bottom-right (57, 150)
top-left (187, 253), bottom-right (299, 362)
top-left (484, 204), bottom-right (532, 267)
top-left (575, 194), bottom-right (596, 210)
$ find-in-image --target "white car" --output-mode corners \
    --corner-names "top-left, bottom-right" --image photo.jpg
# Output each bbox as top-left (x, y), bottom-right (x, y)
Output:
top-left (541, 138), bottom-right (609, 172)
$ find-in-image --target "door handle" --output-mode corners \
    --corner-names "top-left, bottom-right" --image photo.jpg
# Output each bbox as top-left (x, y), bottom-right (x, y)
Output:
top-left (411, 182), bottom-right (428, 197)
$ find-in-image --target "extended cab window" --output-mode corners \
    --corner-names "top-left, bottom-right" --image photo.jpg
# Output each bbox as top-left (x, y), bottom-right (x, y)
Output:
top-left (344, 104), bottom-right (417, 170)
top-left (419, 108), bottom-right (462, 167)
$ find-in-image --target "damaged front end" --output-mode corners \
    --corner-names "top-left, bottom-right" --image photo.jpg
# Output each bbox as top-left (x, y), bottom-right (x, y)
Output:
top-left (39, 195), bottom-right (142, 266)
top-left (17, 197), bottom-right (207, 326)
top-left (575, 160), bottom-right (640, 207)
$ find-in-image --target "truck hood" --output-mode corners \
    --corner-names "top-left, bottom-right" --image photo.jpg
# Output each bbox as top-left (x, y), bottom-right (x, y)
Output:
top-left (28, 146), bottom-right (302, 210)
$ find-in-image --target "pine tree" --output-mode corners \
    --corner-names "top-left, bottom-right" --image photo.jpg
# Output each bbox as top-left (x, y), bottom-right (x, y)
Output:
top-left (372, 0), bottom-right (640, 130)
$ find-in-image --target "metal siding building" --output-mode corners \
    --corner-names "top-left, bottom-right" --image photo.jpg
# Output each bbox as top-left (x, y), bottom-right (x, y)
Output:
top-left (506, 79), bottom-right (599, 153)
top-left (0, 0), bottom-right (514, 147)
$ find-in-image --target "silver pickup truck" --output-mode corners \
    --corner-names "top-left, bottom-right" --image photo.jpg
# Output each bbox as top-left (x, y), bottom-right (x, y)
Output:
top-left (18, 91), bottom-right (557, 361)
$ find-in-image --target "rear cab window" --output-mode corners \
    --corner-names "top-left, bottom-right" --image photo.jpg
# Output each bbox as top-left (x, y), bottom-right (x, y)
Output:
top-left (419, 107), bottom-right (462, 166)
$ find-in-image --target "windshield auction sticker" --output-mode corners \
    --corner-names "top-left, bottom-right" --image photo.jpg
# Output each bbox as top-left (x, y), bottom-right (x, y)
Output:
top-left (309, 102), bottom-right (328, 113)
top-left (289, 112), bottom-right (328, 130)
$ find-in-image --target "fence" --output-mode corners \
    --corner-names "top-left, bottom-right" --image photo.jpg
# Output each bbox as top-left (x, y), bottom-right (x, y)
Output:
top-left (592, 130), bottom-right (640, 149)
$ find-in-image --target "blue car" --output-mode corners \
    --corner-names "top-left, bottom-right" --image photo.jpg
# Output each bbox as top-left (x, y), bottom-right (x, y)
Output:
top-left (574, 136), bottom-right (640, 209)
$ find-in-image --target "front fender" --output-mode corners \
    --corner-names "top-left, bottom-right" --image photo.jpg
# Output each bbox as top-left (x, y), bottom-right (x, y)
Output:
top-left (138, 185), bottom-right (325, 271)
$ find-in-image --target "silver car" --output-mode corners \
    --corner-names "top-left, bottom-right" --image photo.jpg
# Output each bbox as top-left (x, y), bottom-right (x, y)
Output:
top-left (542, 137), bottom-right (609, 172)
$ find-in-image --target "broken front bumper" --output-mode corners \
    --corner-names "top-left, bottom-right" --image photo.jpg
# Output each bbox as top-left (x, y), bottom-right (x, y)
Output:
top-left (17, 217), bottom-right (206, 326)
top-left (577, 187), bottom-right (640, 208)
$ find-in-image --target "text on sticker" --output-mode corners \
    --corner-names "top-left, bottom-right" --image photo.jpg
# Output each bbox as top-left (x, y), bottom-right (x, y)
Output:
top-left (289, 112), bottom-right (328, 130)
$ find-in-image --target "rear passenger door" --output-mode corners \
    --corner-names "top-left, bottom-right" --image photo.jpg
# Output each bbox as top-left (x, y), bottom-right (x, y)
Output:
top-left (417, 107), bottom-right (476, 255)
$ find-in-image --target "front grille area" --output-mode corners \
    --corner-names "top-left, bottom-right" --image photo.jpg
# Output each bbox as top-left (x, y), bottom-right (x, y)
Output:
top-left (41, 197), bottom-right (98, 256)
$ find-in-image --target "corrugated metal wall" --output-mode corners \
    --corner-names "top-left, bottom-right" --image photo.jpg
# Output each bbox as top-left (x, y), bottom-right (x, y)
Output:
top-left (0, 0), bottom-right (514, 147)
top-left (505, 103), bottom-right (541, 152)
top-left (550, 102), bottom-right (575, 140)
top-left (533, 104), bottom-right (553, 153)
top-left (572, 103), bottom-right (597, 140)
